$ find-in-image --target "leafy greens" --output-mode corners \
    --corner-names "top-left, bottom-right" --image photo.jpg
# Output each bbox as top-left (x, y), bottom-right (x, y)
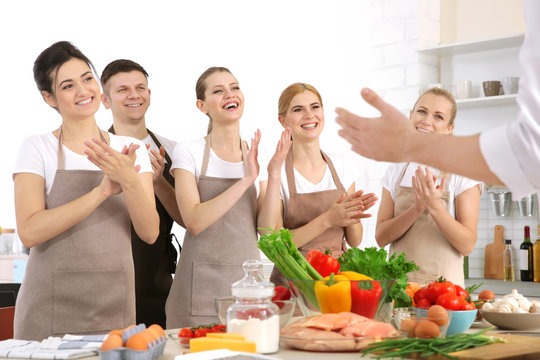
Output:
top-left (338, 247), bottom-right (418, 308)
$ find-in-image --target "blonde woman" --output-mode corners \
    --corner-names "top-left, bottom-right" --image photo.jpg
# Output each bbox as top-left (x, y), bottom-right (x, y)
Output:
top-left (166, 67), bottom-right (261, 327)
top-left (258, 83), bottom-right (376, 286)
top-left (376, 88), bottom-right (482, 287)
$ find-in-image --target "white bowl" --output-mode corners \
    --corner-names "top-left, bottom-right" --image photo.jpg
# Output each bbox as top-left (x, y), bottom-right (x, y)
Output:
top-left (480, 310), bottom-right (540, 331)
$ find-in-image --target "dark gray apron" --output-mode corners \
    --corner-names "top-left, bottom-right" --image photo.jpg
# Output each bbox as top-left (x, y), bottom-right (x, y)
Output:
top-left (14, 130), bottom-right (135, 341)
top-left (165, 136), bottom-right (260, 328)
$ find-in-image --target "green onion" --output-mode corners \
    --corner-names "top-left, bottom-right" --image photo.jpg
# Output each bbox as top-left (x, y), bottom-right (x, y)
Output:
top-left (359, 327), bottom-right (506, 359)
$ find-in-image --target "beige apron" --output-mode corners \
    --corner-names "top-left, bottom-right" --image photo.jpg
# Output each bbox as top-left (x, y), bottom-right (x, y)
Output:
top-left (270, 150), bottom-right (347, 287)
top-left (14, 130), bottom-right (135, 341)
top-left (165, 137), bottom-right (260, 328)
top-left (390, 163), bottom-right (464, 287)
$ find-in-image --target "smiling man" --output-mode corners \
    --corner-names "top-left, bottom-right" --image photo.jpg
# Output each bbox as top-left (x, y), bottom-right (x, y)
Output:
top-left (101, 59), bottom-right (183, 328)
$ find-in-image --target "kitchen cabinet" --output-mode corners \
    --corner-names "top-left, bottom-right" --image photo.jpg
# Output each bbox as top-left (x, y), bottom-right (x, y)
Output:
top-left (0, 255), bottom-right (27, 283)
top-left (418, 34), bottom-right (524, 135)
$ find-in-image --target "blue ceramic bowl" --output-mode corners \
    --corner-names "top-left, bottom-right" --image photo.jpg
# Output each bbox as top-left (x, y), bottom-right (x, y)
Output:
top-left (446, 309), bottom-right (477, 335)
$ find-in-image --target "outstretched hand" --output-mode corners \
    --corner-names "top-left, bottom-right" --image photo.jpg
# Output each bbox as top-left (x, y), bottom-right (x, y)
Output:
top-left (336, 88), bottom-right (417, 162)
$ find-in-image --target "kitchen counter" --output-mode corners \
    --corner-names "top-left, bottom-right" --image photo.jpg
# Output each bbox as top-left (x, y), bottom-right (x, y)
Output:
top-left (79, 326), bottom-right (540, 360)
top-left (465, 278), bottom-right (540, 298)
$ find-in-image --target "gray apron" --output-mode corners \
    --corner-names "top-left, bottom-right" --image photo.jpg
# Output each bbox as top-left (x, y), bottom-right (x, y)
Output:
top-left (14, 130), bottom-right (135, 341)
top-left (165, 136), bottom-right (260, 328)
top-left (270, 150), bottom-right (347, 287)
top-left (390, 163), bottom-right (464, 287)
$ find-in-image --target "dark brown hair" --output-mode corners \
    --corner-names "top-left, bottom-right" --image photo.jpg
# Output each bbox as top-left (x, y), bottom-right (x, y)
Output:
top-left (33, 41), bottom-right (96, 96)
top-left (100, 59), bottom-right (148, 90)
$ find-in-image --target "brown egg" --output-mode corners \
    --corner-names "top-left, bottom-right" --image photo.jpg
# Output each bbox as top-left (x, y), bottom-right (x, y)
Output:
top-left (125, 333), bottom-right (149, 350)
top-left (109, 329), bottom-right (124, 337)
top-left (100, 334), bottom-right (124, 351)
top-left (148, 324), bottom-right (165, 339)
top-left (478, 289), bottom-right (495, 301)
top-left (427, 305), bottom-right (449, 326)
top-left (414, 320), bottom-right (440, 339)
top-left (400, 318), bottom-right (417, 338)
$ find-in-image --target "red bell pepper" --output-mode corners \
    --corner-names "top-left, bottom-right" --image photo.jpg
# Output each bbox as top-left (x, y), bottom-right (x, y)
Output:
top-left (339, 271), bottom-right (382, 319)
top-left (306, 249), bottom-right (340, 278)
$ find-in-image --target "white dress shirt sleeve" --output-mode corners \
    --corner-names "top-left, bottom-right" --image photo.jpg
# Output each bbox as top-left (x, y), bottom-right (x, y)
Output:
top-left (479, 0), bottom-right (540, 199)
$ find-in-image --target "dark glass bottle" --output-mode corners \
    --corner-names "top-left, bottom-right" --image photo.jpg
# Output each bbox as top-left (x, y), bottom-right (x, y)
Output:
top-left (519, 225), bottom-right (533, 281)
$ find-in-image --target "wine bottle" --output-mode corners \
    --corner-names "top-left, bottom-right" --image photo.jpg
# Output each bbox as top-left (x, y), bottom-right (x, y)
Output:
top-left (534, 225), bottom-right (540, 282)
top-left (519, 225), bottom-right (533, 281)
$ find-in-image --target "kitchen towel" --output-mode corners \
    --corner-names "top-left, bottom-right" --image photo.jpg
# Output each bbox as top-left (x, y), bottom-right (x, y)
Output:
top-left (0, 334), bottom-right (106, 359)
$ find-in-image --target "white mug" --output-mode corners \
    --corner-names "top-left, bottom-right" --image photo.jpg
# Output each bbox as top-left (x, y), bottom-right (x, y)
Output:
top-left (502, 77), bottom-right (519, 95)
top-left (450, 80), bottom-right (472, 99)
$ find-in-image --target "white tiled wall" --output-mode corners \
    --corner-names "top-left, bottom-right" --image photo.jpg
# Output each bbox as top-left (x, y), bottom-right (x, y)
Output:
top-left (360, 0), bottom-right (537, 280)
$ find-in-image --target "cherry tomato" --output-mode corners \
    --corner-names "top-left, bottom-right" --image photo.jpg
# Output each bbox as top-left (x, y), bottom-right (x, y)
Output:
top-left (436, 292), bottom-right (461, 310)
top-left (194, 328), bottom-right (209, 338)
top-left (212, 324), bottom-right (226, 332)
top-left (178, 328), bottom-right (193, 338)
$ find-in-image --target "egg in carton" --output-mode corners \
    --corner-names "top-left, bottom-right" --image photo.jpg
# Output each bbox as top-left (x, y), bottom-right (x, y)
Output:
top-left (99, 324), bottom-right (167, 360)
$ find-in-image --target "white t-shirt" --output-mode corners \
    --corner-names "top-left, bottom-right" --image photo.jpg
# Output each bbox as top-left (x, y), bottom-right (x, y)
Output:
top-left (479, 0), bottom-right (540, 199)
top-left (381, 162), bottom-right (482, 217)
top-left (261, 152), bottom-right (363, 219)
top-left (13, 132), bottom-right (152, 196)
top-left (171, 137), bottom-right (261, 194)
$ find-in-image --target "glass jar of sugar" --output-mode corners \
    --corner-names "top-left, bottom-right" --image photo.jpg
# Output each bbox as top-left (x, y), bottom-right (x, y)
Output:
top-left (226, 259), bottom-right (279, 354)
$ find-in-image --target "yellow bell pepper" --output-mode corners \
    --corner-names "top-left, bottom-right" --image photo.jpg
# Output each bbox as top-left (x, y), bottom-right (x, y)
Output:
top-left (314, 273), bottom-right (351, 313)
top-left (337, 271), bottom-right (373, 281)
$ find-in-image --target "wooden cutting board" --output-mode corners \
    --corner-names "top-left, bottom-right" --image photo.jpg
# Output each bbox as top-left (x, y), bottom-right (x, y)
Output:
top-left (484, 225), bottom-right (505, 279)
top-left (407, 333), bottom-right (540, 360)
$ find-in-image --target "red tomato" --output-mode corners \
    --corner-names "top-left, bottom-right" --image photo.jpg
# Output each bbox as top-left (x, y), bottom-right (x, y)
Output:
top-left (178, 328), bottom-right (193, 338)
top-left (436, 292), bottom-right (461, 310)
top-left (463, 301), bottom-right (476, 311)
top-left (413, 287), bottom-right (430, 304)
top-left (416, 298), bottom-right (432, 308)
top-left (194, 328), bottom-right (209, 338)
top-left (454, 285), bottom-right (469, 299)
top-left (212, 324), bottom-right (226, 332)
top-left (426, 279), bottom-right (456, 303)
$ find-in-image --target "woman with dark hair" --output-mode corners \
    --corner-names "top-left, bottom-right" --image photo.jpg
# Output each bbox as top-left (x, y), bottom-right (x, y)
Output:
top-left (375, 88), bottom-right (482, 287)
top-left (165, 67), bottom-right (261, 327)
top-left (258, 83), bottom-right (377, 287)
top-left (13, 41), bottom-right (159, 340)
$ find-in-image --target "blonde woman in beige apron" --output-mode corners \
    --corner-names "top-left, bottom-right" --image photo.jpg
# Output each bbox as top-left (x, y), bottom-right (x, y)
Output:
top-left (166, 67), bottom-right (261, 328)
top-left (258, 83), bottom-right (377, 287)
top-left (376, 88), bottom-right (482, 288)
top-left (12, 42), bottom-right (159, 341)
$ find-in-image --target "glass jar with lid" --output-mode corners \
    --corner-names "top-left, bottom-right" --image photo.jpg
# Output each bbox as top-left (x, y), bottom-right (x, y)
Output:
top-left (226, 259), bottom-right (280, 354)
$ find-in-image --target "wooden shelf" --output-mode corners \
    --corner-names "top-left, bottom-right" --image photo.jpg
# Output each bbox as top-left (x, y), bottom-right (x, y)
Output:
top-left (456, 94), bottom-right (517, 109)
top-left (418, 34), bottom-right (524, 57)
